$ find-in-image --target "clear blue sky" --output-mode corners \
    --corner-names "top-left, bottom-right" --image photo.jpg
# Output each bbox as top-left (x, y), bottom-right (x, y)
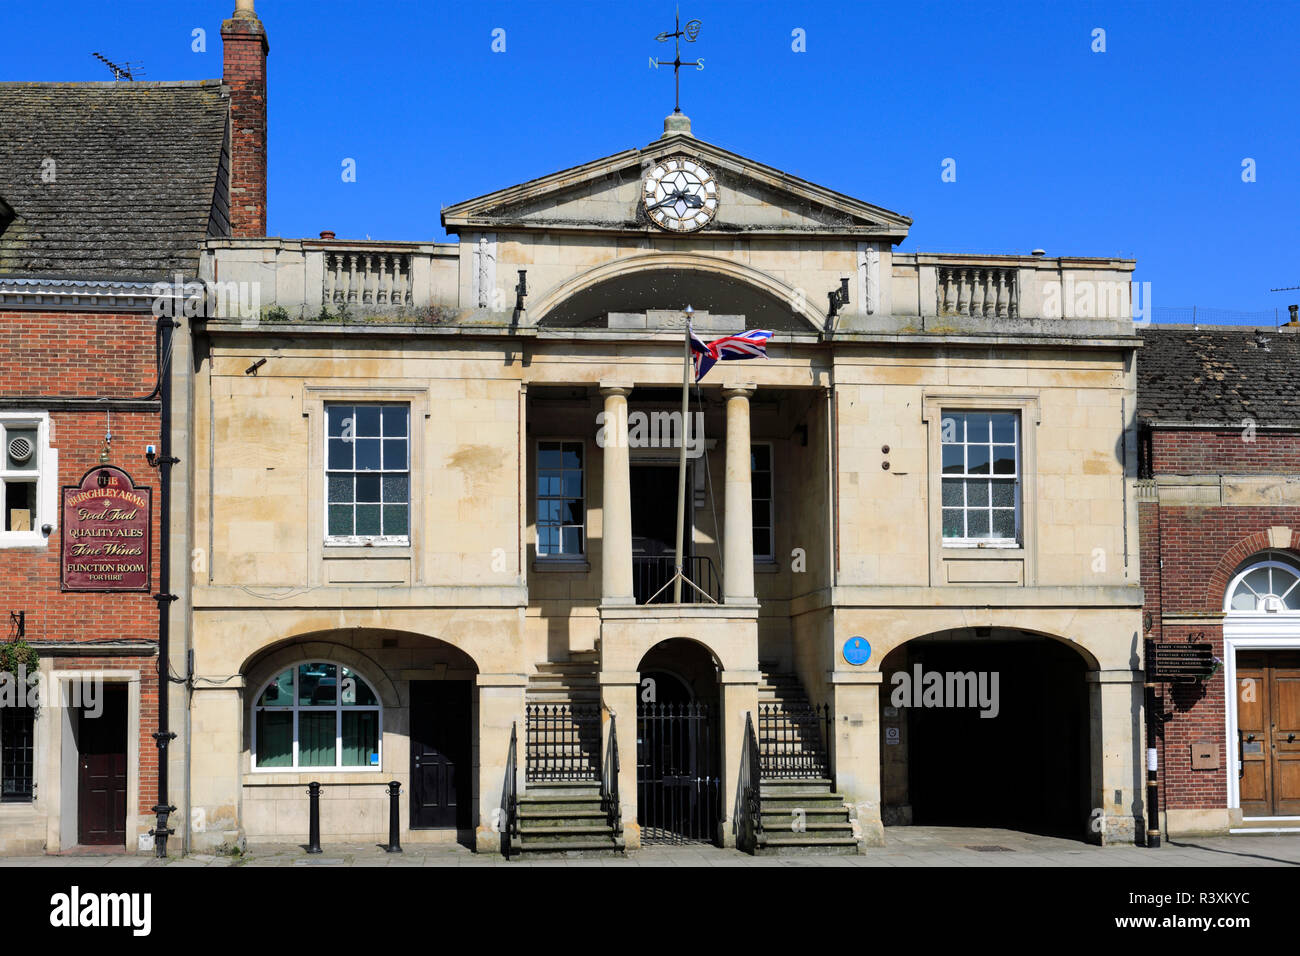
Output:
top-left (5, 0), bottom-right (1298, 316)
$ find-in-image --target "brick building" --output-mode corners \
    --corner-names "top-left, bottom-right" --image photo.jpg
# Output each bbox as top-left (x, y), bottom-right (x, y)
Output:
top-left (1138, 325), bottom-right (1300, 837)
top-left (0, 50), bottom-right (241, 850)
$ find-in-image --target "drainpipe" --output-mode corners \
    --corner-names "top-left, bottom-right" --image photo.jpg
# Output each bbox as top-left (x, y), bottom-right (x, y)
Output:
top-left (149, 313), bottom-right (181, 857)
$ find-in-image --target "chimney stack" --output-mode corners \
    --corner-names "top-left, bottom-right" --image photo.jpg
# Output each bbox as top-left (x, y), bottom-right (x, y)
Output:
top-left (222, 0), bottom-right (269, 237)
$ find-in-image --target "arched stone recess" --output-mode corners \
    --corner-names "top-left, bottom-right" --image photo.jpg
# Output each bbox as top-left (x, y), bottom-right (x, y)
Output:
top-left (1206, 530), bottom-right (1300, 609)
top-left (530, 252), bottom-right (828, 331)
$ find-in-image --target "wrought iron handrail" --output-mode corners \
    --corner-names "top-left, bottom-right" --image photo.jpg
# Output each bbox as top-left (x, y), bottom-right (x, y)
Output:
top-left (737, 711), bottom-right (763, 854)
top-left (634, 554), bottom-right (721, 605)
top-left (601, 714), bottom-right (622, 840)
top-left (503, 721), bottom-right (519, 858)
top-left (758, 702), bottom-right (832, 780)
top-left (525, 703), bottom-right (602, 781)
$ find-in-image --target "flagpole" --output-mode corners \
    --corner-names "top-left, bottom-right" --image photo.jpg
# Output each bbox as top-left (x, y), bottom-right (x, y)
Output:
top-left (673, 306), bottom-right (693, 604)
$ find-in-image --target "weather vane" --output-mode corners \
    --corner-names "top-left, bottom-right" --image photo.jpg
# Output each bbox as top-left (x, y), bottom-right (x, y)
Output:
top-left (650, 10), bottom-right (703, 115)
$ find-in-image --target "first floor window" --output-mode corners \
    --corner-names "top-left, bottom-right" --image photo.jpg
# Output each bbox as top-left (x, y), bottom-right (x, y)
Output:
top-left (1, 415), bottom-right (46, 539)
top-left (1, 707), bottom-right (34, 802)
top-left (253, 663), bottom-right (381, 769)
top-left (326, 403), bottom-right (409, 543)
top-left (941, 410), bottom-right (1020, 544)
top-left (751, 443), bottom-right (774, 558)
top-left (537, 440), bottom-right (584, 556)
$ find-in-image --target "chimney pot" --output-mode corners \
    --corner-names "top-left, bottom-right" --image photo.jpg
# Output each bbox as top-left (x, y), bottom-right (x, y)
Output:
top-left (1031, 248), bottom-right (1046, 257)
top-left (319, 230), bottom-right (335, 240)
top-left (1289, 304), bottom-right (1299, 326)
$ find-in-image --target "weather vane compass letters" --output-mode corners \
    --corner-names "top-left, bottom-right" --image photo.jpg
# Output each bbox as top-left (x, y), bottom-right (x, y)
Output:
top-left (650, 11), bottom-right (703, 114)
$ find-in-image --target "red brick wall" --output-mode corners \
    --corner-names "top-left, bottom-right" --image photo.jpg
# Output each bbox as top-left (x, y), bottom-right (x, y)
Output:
top-left (1152, 428), bottom-right (1300, 475)
top-left (222, 15), bottom-right (268, 237)
top-left (1, 309), bottom-right (163, 817)
top-left (0, 311), bottom-right (156, 396)
top-left (1141, 481), bottom-right (1300, 812)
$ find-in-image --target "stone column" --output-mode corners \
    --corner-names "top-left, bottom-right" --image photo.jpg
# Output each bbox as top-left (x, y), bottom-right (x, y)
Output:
top-left (719, 671), bottom-right (760, 847)
top-left (723, 386), bottom-right (756, 604)
top-left (600, 670), bottom-right (641, 849)
top-left (475, 673), bottom-right (527, 854)
top-left (1087, 669), bottom-right (1145, 846)
top-left (600, 383), bottom-right (634, 606)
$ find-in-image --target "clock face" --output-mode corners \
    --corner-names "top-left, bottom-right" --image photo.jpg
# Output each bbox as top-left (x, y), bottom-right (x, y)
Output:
top-left (643, 157), bottom-right (718, 232)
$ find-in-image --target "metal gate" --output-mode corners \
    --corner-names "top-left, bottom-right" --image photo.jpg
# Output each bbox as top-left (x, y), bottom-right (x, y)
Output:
top-left (636, 702), bottom-right (720, 844)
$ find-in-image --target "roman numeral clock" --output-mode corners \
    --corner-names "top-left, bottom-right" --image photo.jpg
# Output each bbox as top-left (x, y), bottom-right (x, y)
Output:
top-left (643, 157), bottom-right (718, 232)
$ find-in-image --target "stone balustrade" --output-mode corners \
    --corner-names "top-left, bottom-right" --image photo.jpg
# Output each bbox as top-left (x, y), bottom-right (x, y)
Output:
top-left (935, 263), bottom-right (1018, 318)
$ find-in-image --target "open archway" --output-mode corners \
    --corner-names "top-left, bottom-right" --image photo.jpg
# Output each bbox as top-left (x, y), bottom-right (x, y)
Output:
top-left (879, 628), bottom-right (1094, 839)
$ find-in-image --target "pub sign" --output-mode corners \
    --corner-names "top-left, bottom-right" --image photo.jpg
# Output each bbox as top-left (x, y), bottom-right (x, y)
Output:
top-left (60, 466), bottom-right (151, 592)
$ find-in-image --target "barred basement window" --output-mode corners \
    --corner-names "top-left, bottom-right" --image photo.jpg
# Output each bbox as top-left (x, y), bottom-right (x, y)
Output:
top-left (253, 662), bottom-right (382, 770)
top-left (940, 411), bottom-right (1021, 545)
top-left (1, 707), bottom-right (34, 802)
top-left (325, 403), bottom-right (409, 544)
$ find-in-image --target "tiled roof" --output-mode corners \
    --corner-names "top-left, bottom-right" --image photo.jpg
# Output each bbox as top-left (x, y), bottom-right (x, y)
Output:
top-left (1137, 326), bottom-right (1300, 425)
top-left (0, 81), bottom-right (229, 280)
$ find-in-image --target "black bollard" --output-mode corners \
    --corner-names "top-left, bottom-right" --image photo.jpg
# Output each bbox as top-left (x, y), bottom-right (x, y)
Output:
top-left (385, 781), bottom-right (402, 853)
top-left (306, 782), bottom-right (322, 854)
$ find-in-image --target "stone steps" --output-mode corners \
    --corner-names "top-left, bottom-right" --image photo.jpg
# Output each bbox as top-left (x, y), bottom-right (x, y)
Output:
top-left (511, 783), bottom-right (624, 857)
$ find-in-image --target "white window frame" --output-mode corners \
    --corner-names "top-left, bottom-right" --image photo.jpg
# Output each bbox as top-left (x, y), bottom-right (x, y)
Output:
top-left (1223, 553), bottom-right (1300, 614)
top-left (939, 409), bottom-right (1022, 548)
top-left (0, 411), bottom-right (56, 549)
top-left (752, 441), bottom-right (775, 560)
top-left (323, 402), bottom-right (411, 547)
top-left (535, 438), bottom-right (586, 559)
top-left (250, 661), bottom-right (384, 773)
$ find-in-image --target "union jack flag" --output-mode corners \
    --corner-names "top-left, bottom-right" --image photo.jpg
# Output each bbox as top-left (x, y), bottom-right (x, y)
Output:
top-left (688, 326), bottom-right (773, 382)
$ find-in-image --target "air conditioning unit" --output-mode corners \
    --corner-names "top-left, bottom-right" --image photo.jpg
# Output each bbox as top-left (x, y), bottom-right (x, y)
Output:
top-left (7, 435), bottom-right (33, 464)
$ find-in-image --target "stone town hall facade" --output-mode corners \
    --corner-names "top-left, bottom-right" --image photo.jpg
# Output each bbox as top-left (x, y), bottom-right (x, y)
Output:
top-left (5, 1), bottom-right (1160, 855)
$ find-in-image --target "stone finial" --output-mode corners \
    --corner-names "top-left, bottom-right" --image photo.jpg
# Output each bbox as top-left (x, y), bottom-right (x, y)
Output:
top-left (663, 112), bottom-right (693, 137)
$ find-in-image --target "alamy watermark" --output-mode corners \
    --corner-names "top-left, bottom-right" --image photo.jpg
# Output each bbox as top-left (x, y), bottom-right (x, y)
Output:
top-left (890, 664), bottom-right (1000, 718)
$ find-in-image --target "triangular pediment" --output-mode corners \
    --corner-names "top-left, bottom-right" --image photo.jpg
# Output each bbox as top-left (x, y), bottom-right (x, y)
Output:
top-left (441, 131), bottom-right (911, 241)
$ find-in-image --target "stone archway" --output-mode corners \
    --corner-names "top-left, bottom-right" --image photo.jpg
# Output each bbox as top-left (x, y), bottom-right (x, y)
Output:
top-left (878, 628), bottom-right (1095, 839)
top-left (635, 638), bottom-right (723, 844)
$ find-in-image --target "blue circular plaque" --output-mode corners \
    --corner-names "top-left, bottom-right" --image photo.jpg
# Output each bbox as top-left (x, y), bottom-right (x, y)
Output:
top-left (843, 636), bottom-right (871, 666)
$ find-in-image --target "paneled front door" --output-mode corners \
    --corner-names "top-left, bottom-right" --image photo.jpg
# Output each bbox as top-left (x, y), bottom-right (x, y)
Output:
top-left (1238, 651), bottom-right (1300, 817)
top-left (77, 684), bottom-right (128, 846)
top-left (409, 680), bottom-right (472, 829)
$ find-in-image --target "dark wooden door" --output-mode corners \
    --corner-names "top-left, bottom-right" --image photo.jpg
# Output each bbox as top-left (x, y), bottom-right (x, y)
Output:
top-left (1238, 652), bottom-right (1300, 816)
top-left (78, 685), bottom-right (127, 846)
top-left (409, 681), bottom-right (471, 829)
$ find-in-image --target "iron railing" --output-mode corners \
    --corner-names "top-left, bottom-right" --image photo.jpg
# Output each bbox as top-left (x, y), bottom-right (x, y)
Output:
top-left (502, 721), bottom-right (519, 858)
top-left (601, 714), bottom-right (622, 840)
top-left (758, 702), bottom-right (832, 779)
top-left (737, 712), bottom-right (763, 854)
top-left (525, 703), bottom-right (601, 782)
top-left (634, 554), bottom-right (721, 605)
